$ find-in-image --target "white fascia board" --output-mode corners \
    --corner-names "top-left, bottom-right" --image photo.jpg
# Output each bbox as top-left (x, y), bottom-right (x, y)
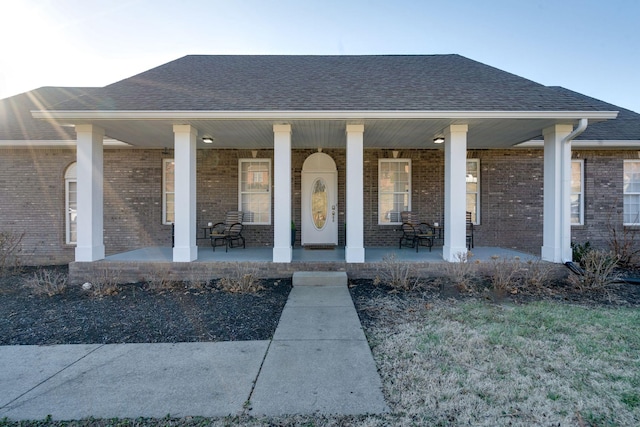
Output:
top-left (32, 110), bottom-right (619, 121)
top-left (517, 139), bottom-right (640, 148)
top-left (0, 139), bottom-right (130, 148)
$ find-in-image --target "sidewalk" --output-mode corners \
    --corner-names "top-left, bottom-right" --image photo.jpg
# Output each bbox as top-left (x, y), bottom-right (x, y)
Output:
top-left (0, 272), bottom-right (388, 420)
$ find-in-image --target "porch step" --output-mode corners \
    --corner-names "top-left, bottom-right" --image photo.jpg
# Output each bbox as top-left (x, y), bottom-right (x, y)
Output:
top-left (292, 271), bottom-right (348, 287)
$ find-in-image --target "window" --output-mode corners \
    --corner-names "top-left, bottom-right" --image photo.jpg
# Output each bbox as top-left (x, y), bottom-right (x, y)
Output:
top-left (239, 159), bottom-right (271, 224)
top-left (162, 159), bottom-right (175, 224)
top-left (466, 159), bottom-right (480, 224)
top-left (64, 163), bottom-right (77, 244)
top-left (571, 160), bottom-right (584, 225)
top-left (624, 160), bottom-right (640, 225)
top-left (379, 159), bottom-right (411, 224)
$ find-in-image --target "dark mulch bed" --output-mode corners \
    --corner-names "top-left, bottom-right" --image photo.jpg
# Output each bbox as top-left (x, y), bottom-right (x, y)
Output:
top-left (2, 265), bottom-right (640, 347)
top-left (0, 266), bottom-right (291, 346)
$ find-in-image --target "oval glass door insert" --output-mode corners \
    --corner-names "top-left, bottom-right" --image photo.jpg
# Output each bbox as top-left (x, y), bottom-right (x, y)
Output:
top-left (311, 178), bottom-right (328, 230)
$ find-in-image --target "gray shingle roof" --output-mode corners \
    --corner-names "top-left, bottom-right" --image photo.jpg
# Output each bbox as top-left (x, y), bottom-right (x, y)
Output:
top-left (0, 87), bottom-right (98, 140)
top-left (50, 55), bottom-right (608, 112)
top-left (547, 87), bottom-right (640, 140)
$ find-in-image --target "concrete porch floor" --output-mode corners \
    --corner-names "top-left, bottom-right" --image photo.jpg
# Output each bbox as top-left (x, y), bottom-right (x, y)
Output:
top-left (67, 245), bottom-right (543, 284)
top-left (104, 245), bottom-right (537, 264)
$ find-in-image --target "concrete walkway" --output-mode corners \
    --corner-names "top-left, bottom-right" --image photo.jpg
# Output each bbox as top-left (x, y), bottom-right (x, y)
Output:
top-left (0, 272), bottom-right (388, 420)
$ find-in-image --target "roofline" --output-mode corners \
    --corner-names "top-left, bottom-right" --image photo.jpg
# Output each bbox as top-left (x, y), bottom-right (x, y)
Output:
top-left (0, 139), bottom-right (129, 148)
top-left (518, 140), bottom-right (640, 148)
top-left (32, 110), bottom-right (619, 121)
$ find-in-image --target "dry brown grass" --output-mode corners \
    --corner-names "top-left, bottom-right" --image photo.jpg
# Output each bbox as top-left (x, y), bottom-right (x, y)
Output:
top-left (363, 297), bottom-right (640, 426)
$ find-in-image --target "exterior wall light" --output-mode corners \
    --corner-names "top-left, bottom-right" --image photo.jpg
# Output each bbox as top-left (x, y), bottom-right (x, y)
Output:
top-left (433, 137), bottom-right (445, 144)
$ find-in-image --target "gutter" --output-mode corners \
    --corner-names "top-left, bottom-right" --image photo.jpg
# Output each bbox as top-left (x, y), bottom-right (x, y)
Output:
top-left (31, 110), bottom-right (619, 121)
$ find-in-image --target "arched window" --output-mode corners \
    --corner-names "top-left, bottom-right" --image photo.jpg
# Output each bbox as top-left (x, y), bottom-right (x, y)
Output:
top-left (65, 163), bottom-right (77, 244)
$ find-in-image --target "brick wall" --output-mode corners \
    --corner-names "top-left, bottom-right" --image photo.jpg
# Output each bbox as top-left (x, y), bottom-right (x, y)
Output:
top-left (0, 147), bottom-right (629, 265)
top-left (0, 148), bottom-right (76, 265)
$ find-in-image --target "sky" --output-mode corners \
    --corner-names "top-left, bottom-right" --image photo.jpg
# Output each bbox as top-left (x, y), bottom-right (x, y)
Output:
top-left (1, 0), bottom-right (639, 112)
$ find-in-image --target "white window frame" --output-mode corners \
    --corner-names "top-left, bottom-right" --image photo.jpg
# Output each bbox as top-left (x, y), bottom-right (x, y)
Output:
top-left (466, 159), bottom-right (480, 225)
top-left (162, 158), bottom-right (175, 225)
top-left (378, 159), bottom-right (411, 225)
top-left (571, 159), bottom-right (584, 226)
top-left (624, 160), bottom-right (640, 226)
top-left (239, 158), bottom-right (272, 225)
top-left (64, 162), bottom-right (77, 245)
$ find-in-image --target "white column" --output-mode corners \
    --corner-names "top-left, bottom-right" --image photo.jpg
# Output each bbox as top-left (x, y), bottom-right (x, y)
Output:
top-left (542, 124), bottom-right (573, 263)
top-left (172, 125), bottom-right (198, 262)
top-left (75, 124), bottom-right (105, 261)
top-left (273, 124), bottom-right (292, 263)
top-left (442, 124), bottom-right (468, 262)
top-left (345, 124), bottom-right (365, 263)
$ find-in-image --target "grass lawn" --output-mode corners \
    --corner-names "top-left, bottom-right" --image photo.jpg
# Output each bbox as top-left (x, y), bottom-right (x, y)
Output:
top-left (364, 297), bottom-right (640, 426)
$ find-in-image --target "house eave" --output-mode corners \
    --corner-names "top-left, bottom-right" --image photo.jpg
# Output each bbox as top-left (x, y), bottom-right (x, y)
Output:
top-left (32, 110), bottom-right (619, 122)
top-left (0, 139), bottom-right (130, 148)
top-left (517, 139), bottom-right (640, 149)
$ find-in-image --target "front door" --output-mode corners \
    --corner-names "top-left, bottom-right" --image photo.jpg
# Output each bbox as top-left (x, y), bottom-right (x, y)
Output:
top-left (301, 152), bottom-right (338, 246)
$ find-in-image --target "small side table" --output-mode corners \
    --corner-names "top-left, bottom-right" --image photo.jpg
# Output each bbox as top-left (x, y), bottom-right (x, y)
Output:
top-left (199, 226), bottom-right (213, 240)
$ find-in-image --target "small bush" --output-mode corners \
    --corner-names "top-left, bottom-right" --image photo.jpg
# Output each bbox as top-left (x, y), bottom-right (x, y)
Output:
top-left (571, 241), bottom-right (592, 265)
top-left (521, 258), bottom-right (554, 290)
top-left (441, 251), bottom-right (475, 292)
top-left (186, 264), bottom-right (214, 289)
top-left (568, 249), bottom-right (621, 292)
top-left (218, 264), bottom-right (263, 293)
top-left (0, 231), bottom-right (24, 276)
top-left (144, 266), bottom-right (181, 292)
top-left (87, 266), bottom-right (122, 296)
top-left (374, 253), bottom-right (421, 291)
top-left (488, 256), bottom-right (522, 295)
top-left (22, 268), bottom-right (68, 296)
top-left (608, 225), bottom-right (640, 268)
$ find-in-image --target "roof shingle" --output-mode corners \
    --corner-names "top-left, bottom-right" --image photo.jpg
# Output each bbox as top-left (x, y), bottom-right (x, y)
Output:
top-left (50, 55), bottom-right (608, 112)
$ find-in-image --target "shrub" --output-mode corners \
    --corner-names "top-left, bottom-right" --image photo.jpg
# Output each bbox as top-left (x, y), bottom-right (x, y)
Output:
top-left (186, 263), bottom-right (214, 289)
top-left (218, 264), bottom-right (263, 293)
top-left (571, 241), bottom-right (592, 265)
top-left (441, 251), bottom-right (475, 292)
top-left (608, 225), bottom-right (640, 268)
top-left (144, 266), bottom-right (182, 292)
top-left (374, 253), bottom-right (421, 291)
top-left (22, 268), bottom-right (68, 296)
top-left (0, 231), bottom-right (24, 276)
top-left (488, 256), bottom-right (522, 295)
top-left (521, 258), bottom-right (554, 290)
top-left (87, 265), bottom-right (122, 296)
top-left (568, 249), bottom-right (621, 292)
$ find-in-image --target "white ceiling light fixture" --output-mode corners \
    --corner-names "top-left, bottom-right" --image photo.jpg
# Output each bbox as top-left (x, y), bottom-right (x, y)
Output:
top-left (202, 136), bottom-right (214, 144)
top-left (433, 137), bottom-right (445, 144)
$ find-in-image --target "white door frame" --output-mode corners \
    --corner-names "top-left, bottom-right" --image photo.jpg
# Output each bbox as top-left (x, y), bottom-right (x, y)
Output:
top-left (301, 152), bottom-right (338, 246)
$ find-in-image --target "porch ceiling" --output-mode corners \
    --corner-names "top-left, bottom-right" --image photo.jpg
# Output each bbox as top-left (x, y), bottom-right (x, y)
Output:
top-left (60, 117), bottom-right (595, 150)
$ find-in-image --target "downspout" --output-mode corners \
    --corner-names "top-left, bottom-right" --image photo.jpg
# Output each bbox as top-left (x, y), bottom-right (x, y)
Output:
top-left (561, 118), bottom-right (588, 262)
top-left (562, 118), bottom-right (588, 144)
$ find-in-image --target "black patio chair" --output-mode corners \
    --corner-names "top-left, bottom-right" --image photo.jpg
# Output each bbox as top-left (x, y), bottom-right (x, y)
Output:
top-left (209, 211), bottom-right (244, 252)
top-left (399, 222), bottom-right (435, 252)
top-left (466, 211), bottom-right (474, 249)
